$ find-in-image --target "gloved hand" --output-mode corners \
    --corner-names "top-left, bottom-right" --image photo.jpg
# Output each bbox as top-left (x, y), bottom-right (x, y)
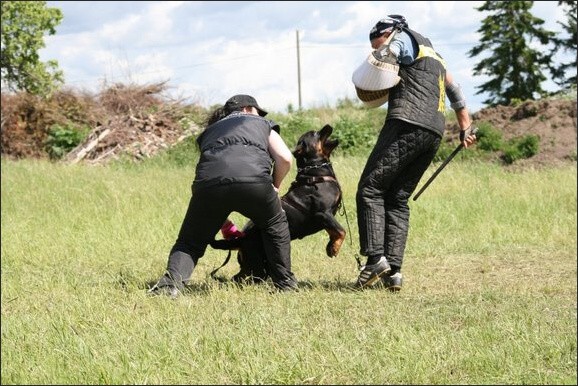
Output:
top-left (460, 125), bottom-right (478, 145)
top-left (372, 44), bottom-right (398, 64)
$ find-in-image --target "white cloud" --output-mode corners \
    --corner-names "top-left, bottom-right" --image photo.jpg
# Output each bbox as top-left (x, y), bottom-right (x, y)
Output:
top-left (35, 1), bottom-right (569, 114)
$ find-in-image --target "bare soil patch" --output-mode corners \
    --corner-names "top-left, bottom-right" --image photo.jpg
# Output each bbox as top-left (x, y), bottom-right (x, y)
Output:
top-left (467, 98), bottom-right (576, 168)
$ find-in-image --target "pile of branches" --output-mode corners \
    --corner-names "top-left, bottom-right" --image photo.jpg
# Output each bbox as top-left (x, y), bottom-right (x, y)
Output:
top-left (1, 81), bottom-right (203, 164)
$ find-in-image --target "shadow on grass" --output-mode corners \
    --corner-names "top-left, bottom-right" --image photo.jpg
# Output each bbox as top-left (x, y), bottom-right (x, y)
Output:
top-left (140, 275), bottom-right (396, 296)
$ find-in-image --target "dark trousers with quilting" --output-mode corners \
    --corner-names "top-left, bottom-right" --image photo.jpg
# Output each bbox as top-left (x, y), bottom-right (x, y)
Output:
top-left (156, 181), bottom-right (295, 289)
top-left (356, 119), bottom-right (441, 270)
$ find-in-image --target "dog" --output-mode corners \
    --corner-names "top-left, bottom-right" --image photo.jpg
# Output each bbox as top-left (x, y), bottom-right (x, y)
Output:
top-left (210, 124), bottom-right (346, 283)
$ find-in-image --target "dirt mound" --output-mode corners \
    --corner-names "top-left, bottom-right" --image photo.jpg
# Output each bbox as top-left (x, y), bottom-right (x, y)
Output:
top-left (469, 98), bottom-right (576, 167)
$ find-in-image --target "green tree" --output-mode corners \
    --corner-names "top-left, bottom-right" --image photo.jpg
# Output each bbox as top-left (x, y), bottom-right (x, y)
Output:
top-left (468, 1), bottom-right (555, 106)
top-left (550, 0), bottom-right (577, 87)
top-left (1, 1), bottom-right (64, 97)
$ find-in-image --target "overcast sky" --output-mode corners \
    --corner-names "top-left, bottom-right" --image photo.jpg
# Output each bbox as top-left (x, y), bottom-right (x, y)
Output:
top-left (40, 1), bottom-right (570, 114)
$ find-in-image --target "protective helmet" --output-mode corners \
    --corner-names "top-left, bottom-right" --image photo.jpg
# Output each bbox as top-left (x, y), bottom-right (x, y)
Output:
top-left (369, 14), bottom-right (408, 40)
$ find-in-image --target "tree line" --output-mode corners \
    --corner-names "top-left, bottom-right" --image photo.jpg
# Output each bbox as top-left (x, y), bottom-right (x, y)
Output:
top-left (1, 1), bottom-right (576, 107)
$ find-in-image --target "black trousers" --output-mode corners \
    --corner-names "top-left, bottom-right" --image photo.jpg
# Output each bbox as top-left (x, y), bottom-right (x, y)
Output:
top-left (159, 182), bottom-right (295, 289)
top-left (356, 119), bottom-right (441, 270)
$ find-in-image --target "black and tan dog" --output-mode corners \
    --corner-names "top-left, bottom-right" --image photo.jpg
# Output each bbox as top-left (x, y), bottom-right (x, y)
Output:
top-left (210, 124), bottom-right (346, 283)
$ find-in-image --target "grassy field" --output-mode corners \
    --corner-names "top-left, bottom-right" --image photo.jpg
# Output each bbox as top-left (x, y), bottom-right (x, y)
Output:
top-left (1, 157), bottom-right (576, 385)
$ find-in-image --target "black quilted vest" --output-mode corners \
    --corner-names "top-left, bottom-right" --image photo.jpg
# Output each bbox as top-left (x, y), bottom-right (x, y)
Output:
top-left (193, 112), bottom-right (277, 188)
top-left (387, 28), bottom-right (447, 137)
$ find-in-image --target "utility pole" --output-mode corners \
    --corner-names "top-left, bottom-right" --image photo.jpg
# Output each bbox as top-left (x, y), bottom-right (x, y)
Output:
top-left (296, 29), bottom-right (302, 110)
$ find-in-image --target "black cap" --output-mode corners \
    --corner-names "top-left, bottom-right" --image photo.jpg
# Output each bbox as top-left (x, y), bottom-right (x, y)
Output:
top-left (369, 14), bottom-right (408, 40)
top-left (224, 94), bottom-right (268, 117)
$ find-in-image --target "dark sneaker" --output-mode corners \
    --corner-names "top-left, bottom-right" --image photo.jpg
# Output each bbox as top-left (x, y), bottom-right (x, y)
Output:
top-left (274, 279), bottom-right (299, 292)
top-left (382, 272), bottom-right (403, 292)
top-left (355, 256), bottom-right (391, 288)
top-left (147, 283), bottom-right (181, 299)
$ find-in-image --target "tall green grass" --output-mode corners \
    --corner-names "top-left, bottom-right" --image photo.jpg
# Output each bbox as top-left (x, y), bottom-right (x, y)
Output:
top-left (1, 157), bottom-right (576, 384)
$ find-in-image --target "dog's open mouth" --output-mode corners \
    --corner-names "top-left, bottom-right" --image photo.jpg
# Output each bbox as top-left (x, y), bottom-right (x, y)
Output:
top-left (293, 124), bottom-right (338, 160)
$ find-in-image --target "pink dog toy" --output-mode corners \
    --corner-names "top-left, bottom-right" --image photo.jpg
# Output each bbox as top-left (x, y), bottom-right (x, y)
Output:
top-left (220, 219), bottom-right (245, 239)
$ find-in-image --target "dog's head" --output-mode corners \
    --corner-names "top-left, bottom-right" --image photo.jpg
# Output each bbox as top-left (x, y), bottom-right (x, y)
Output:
top-left (292, 124), bottom-right (339, 168)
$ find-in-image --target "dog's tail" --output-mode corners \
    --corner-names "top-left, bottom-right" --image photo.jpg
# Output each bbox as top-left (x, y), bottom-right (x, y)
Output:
top-left (209, 237), bottom-right (244, 279)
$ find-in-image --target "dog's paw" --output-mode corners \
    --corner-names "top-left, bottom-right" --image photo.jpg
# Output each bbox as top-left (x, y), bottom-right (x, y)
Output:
top-left (326, 243), bottom-right (338, 258)
top-left (326, 237), bottom-right (345, 257)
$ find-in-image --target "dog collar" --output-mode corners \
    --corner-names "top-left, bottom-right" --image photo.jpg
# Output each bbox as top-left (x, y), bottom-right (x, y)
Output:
top-left (297, 161), bottom-right (331, 173)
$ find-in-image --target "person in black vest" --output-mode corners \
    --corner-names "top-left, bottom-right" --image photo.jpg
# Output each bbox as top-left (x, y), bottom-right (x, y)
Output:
top-left (354, 15), bottom-right (477, 290)
top-left (149, 94), bottom-right (297, 297)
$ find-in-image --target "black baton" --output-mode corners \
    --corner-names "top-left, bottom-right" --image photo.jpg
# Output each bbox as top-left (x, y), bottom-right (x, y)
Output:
top-left (413, 127), bottom-right (478, 201)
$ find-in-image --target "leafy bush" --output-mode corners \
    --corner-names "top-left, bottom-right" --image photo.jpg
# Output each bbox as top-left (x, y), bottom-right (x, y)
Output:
top-left (331, 114), bottom-right (377, 156)
top-left (272, 102), bottom-right (384, 155)
top-left (272, 111), bottom-right (323, 148)
top-left (434, 122), bottom-right (540, 165)
top-left (476, 122), bottom-right (504, 152)
top-left (140, 136), bottom-right (200, 168)
top-left (433, 141), bottom-right (455, 163)
top-left (502, 135), bottom-right (540, 164)
top-left (44, 124), bottom-right (88, 159)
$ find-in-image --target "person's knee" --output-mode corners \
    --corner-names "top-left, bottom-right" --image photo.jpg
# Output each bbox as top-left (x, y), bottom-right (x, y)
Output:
top-left (265, 210), bottom-right (288, 229)
top-left (385, 191), bottom-right (410, 209)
